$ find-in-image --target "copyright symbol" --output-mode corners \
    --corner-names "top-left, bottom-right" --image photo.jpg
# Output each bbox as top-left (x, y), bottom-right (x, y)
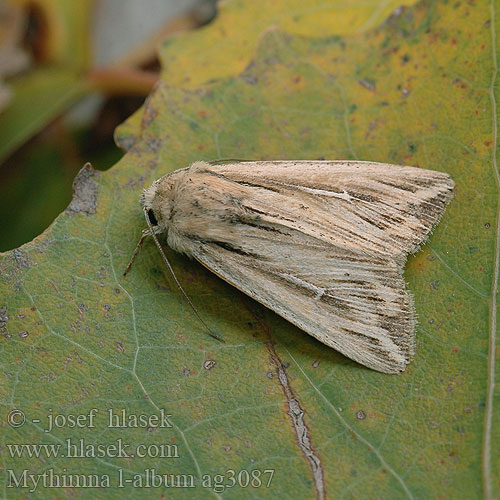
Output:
top-left (7, 409), bottom-right (25, 428)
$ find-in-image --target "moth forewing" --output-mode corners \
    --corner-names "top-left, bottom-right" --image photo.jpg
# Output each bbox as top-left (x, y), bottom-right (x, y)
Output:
top-left (139, 160), bottom-right (454, 374)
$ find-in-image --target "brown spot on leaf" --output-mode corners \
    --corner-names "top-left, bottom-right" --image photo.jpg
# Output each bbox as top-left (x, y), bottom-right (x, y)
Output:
top-left (66, 163), bottom-right (99, 216)
top-left (12, 249), bottom-right (30, 269)
top-left (356, 410), bottom-right (366, 420)
top-left (358, 78), bottom-right (376, 91)
top-left (203, 359), bottom-right (216, 370)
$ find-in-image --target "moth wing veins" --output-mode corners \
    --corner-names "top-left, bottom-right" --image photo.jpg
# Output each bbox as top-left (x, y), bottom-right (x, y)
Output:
top-left (167, 160), bottom-right (454, 373)
top-left (191, 240), bottom-right (414, 374)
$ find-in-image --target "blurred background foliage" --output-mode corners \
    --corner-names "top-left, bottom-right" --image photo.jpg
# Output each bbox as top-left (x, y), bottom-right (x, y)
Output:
top-left (0, 0), bottom-right (217, 251)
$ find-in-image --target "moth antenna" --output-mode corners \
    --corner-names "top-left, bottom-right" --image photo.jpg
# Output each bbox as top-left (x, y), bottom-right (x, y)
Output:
top-left (143, 209), bottom-right (225, 343)
top-left (123, 229), bottom-right (150, 276)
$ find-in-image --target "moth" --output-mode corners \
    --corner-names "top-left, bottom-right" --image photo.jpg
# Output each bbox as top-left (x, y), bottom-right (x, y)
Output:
top-left (125, 160), bottom-right (454, 374)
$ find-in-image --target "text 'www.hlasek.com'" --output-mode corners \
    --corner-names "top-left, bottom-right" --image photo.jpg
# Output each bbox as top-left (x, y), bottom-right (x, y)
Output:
top-left (5, 407), bottom-right (275, 493)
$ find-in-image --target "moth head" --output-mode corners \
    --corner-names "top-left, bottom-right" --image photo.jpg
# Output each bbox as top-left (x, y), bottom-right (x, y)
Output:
top-left (140, 176), bottom-right (175, 234)
top-left (123, 175), bottom-right (175, 277)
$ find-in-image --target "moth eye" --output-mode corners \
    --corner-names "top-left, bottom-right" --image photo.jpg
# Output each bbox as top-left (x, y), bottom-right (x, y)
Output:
top-left (147, 209), bottom-right (158, 226)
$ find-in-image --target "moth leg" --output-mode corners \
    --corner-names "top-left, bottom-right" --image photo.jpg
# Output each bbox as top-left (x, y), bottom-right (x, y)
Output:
top-left (123, 229), bottom-right (150, 276)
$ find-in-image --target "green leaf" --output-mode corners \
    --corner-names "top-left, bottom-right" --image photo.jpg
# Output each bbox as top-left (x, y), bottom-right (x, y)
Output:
top-left (1, 0), bottom-right (498, 499)
top-left (0, 0), bottom-right (93, 162)
top-left (0, 68), bottom-right (87, 163)
top-left (116, 0), bottom-right (419, 143)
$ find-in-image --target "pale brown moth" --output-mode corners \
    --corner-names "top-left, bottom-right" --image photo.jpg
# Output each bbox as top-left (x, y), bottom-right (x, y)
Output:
top-left (124, 160), bottom-right (454, 374)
